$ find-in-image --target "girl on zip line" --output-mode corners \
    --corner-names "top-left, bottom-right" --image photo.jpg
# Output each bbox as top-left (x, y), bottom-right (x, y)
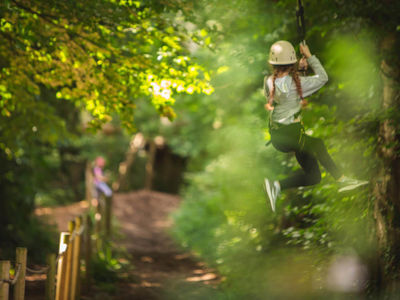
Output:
top-left (263, 41), bottom-right (366, 212)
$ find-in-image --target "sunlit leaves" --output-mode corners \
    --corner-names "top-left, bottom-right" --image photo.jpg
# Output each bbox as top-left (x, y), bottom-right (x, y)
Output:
top-left (0, 18), bottom-right (12, 32)
top-left (0, 0), bottom-right (214, 156)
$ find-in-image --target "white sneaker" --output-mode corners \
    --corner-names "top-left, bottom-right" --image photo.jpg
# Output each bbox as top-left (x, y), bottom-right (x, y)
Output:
top-left (264, 178), bottom-right (280, 212)
top-left (338, 176), bottom-right (369, 192)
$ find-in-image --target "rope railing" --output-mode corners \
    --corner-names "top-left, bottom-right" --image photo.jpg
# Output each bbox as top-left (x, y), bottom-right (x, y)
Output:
top-left (52, 186), bottom-right (112, 300)
top-left (1, 264), bottom-right (21, 285)
top-left (22, 222), bottom-right (86, 277)
top-left (0, 218), bottom-right (107, 300)
top-left (0, 247), bottom-right (27, 300)
top-left (7, 263), bottom-right (21, 286)
top-left (1, 161), bottom-right (113, 300)
top-left (69, 224), bottom-right (86, 242)
top-left (21, 214), bottom-right (93, 300)
top-left (26, 265), bottom-right (49, 275)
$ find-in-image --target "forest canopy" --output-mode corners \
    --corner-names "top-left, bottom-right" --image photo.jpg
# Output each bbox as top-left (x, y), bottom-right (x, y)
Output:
top-left (0, 0), bottom-right (213, 157)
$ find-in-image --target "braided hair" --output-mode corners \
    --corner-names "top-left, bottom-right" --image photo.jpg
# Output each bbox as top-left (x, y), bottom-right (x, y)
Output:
top-left (268, 64), bottom-right (304, 105)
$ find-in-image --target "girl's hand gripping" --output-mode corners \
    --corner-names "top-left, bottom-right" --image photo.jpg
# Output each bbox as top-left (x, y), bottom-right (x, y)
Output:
top-left (299, 57), bottom-right (308, 71)
top-left (265, 102), bottom-right (274, 111)
top-left (299, 43), bottom-right (311, 73)
top-left (299, 43), bottom-right (312, 58)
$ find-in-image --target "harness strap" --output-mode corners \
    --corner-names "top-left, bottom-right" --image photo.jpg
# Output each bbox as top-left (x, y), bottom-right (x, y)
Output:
top-left (267, 118), bottom-right (306, 151)
top-left (298, 124), bottom-right (306, 151)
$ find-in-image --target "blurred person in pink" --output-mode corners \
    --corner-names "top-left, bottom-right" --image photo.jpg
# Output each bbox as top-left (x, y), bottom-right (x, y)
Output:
top-left (93, 156), bottom-right (112, 198)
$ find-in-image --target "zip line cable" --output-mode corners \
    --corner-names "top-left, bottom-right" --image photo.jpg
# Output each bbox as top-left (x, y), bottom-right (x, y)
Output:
top-left (296, 0), bottom-right (306, 44)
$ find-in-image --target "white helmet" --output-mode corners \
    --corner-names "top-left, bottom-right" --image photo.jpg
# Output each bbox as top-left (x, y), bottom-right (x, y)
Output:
top-left (268, 40), bottom-right (297, 65)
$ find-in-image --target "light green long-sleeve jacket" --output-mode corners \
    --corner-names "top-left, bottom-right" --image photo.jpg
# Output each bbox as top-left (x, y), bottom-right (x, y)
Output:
top-left (263, 55), bottom-right (328, 125)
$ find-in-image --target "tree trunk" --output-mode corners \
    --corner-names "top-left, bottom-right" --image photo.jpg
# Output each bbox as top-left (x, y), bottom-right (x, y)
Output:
top-left (114, 133), bottom-right (145, 191)
top-left (144, 139), bottom-right (157, 190)
top-left (373, 33), bottom-right (400, 294)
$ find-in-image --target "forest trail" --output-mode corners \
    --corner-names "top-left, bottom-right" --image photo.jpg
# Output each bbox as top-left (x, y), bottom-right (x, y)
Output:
top-left (30, 190), bottom-right (220, 300)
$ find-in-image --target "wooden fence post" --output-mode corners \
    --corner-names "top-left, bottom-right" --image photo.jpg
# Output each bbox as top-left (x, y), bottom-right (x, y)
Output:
top-left (144, 139), bottom-right (156, 190)
top-left (62, 221), bottom-right (74, 300)
top-left (55, 232), bottom-right (70, 300)
top-left (115, 133), bottom-right (144, 191)
top-left (45, 254), bottom-right (56, 300)
top-left (85, 162), bottom-right (93, 209)
top-left (105, 196), bottom-right (112, 238)
top-left (83, 215), bottom-right (92, 293)
top-left (0, 261), bottom-right (10, 300)
top-left (14, 247), bottom-right (27, 300)
top-left (70, 217), bottom-right (82, 300)
top-left (95, 196), bottom-right (104, 251)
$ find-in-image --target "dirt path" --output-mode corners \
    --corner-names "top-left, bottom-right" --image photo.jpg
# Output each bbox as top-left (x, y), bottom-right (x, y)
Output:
top-left (111, 191), bottom-right (220, 299)
top-left (31, 190), bottom-right (220, 300)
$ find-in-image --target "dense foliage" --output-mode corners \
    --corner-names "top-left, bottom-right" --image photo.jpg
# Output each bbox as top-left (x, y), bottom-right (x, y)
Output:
top-left (0, 0), bottom-right (213, 153)
top-left (171, 0), bottom-right (400, 298)
top-left (0, 0), bottom-right (212, 258)
top-left (1, 0), bottom-right (400, 297)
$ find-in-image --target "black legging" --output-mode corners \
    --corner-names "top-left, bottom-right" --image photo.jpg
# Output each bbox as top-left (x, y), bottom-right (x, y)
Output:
top-left (270, 122), bottom-right (341, 190)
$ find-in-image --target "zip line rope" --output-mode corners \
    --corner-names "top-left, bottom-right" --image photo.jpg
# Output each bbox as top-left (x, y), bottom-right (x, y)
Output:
top-left (296, 0), bottom-right (306, 44)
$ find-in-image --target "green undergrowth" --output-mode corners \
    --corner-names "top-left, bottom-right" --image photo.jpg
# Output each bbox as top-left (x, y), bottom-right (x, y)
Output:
top-left (91, 240), bottom-right (132, 294)
top-left (172, 115), bottom-right (375, 299)
top-left (87, 210), bottom-right (134, 296)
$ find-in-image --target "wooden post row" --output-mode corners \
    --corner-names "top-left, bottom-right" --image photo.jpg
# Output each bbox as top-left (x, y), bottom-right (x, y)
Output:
top-left (105, 196), bottom-right (112, 238)
top-left (55, 215), bottom-right (91, 300)
top-left (95, 197), bottom-right (103, 251)
top-left (84, 215), bottom-right (92, 293)
top-left (14, 247), bottom-right (27, 300)
top-left (45, 254), bottom-right (56, 300)
top-left (55, 232), bottom-right (70, 300)
top-left (85, 162), bottom-right (94, 209)
top-left (144, 139), bottom-right (156, 190)
top-left (70, 217), bottom-right (82, 300)
top-left (62, 221), bottom-right (74, 300)
top-left (0, 260), bottom-right (10, 300)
